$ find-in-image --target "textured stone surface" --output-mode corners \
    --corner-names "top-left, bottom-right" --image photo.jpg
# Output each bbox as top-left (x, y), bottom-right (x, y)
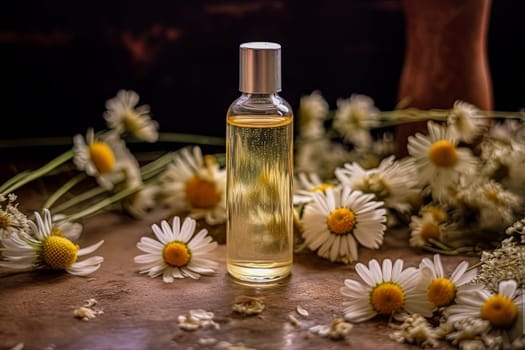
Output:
top-left (0, 208), bottom-right (477, 350)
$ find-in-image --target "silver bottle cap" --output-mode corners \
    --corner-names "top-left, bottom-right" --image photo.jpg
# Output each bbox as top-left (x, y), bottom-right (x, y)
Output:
top-left (239, 42), bottom-right (281, 94)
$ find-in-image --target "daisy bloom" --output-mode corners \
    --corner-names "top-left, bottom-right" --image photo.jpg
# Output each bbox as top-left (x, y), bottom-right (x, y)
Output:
top-left (340, 259), bottom-right (433, 322)
top-left (104, 89), bottom-right (159, 142)
top-left (293, 172), bottom-right (337, 205)
top-left (407, 121), bottom-right (479, 202)
top-left (419, 203), bottom-right (450, 223)
top-left (73, 129), bottom-right (141, 190)
top-left (418, 254), bottom-right (478, 309)
top-left (457, 179), bottom-right (522, 231)
top-left (502, 141), bottom-right (525, 197)
top-left (447, 100), bottom-right (488, 144)
top-left (297, 90), bottom-right (329, 139)
top-left (445, 279), bottom-right (524, 345)
top-left (160, 146), bottom-right (226, 225)
top-left (409, 211), bottom-right (448, 248)
top-left (295, 138), bottom-right (352, 180)
top-left (122, 184), bottom-right (160, 219)
top-left (333, 94), bottom-right (380, 149)
top-left (488, 119), bottom-right (522, 144)
top-left (335, 156), bottom-right (420, 214)
top-left (300, 186), bottom-right (386, 263)
top-left (0, 209), bottom-right (104, 276)
top-left (51, 213), bottom-right (83, 241)
top-left (371, 132), bottom-right (396, 158)
top-left (134, 216), bottom-right (218, 283)
top-left (0, 193), bottom-right (30, 239)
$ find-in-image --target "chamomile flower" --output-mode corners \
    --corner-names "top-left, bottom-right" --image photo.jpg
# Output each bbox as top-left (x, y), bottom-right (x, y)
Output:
top-left (121, 184), bottom-right (160, 219)
top-left (104, 89), bottom-right (159, 142)
top-left (295, 138), bottom-right (352, 179)
top-left (445, 279), bottom-right (524, 345)
top-left (340, 259), bottom-right (433, 322)
top-left (335, 156), bottom-right (420, 214)
top-left (503, 141), bottom-right (525, 197)
top-left (418, 254), bottom-right (478, 309)
top-left (0, 209), bottom-right (104, 276)
top-left (300, 186), bottom-right (386, 263)
top-left (160, 146), bottom-right (226, 225)
top-left (447, 100), bottom-right (488, 143)
top-left (457, 179), bottom-right (522, 231)
top-left (407, 121), bottom-right (479, 202)
top-left (409, 211), bottom-right (447, 248)
top-left (73, 129), bottom-right (140, 190)
top-left (293, 172), bottom-right (337, 205)
top-left (0, 193), bottom-right (30, 239)
top-left (333, 94), bottom-right (380, 149)
top-left (371, 132), bottom-right (396, 158)
top-left (51, 214), bottom-right (83, 241)
top-left (134, 216), bottom-right (218, 283)
top-left (297, 90), bottom-right (329, 139)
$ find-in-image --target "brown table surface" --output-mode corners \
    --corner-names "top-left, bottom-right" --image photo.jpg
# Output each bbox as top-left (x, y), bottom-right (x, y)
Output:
top-left (0, 203), bottom-right (477, 350)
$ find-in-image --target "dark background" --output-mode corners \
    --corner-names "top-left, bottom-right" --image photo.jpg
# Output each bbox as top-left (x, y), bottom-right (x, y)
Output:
top-left (0, 1), bottom-right (523, 153)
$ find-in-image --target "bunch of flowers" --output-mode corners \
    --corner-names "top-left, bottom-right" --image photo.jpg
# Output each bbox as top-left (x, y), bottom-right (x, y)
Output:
top-left (339, 251), bottom-right (523, 349)
top-left (295, 91), bottom-right (525, 261)
top-left (1, 88), bottom-right (524, 348)
top-left (295, 91), bottom-right (525, 348)
top-left (0, 90), bottom-right (223, 278)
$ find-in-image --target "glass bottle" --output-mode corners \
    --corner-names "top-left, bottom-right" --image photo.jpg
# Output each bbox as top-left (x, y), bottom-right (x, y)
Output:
top-left (226, 42), bottom-right (294, 282)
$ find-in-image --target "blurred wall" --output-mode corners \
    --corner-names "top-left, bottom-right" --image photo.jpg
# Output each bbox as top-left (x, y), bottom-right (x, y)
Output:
top-left (0, 0), bottom-right (523, 146)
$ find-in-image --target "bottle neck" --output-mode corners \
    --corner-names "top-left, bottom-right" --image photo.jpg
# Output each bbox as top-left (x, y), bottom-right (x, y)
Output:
top-left (240, 92), bottom-right (279, 98)
top-left (230, 92), bottom-right (291, 116)
top-left (238, 92), bottom-right (280, 104)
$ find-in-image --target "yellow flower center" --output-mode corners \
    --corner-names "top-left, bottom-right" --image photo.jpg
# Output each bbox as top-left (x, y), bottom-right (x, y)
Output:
top-left (309, 183), bottom-right (334, 192)
top-left (420, 222), bottom-right (441, 242)
top-left (370, 282), bottom-right (405, 316)
top-left (351, 108), bottom-right (366, 126)
top-left (427, 207), bottom-right (447, 223)
top-left (485, 190), bottom-right (501, 205)
top-left (123, 112), bottom-right (142, 134)
top-left (480, 294), bottom-right (518, 328)
top-left (41, 236), bottom-right (79, 269)
top-left (427, 278), bottom-right (456, 307)
top-left (89, 142), bottom-right (116, 174)
top-left (364, 173), bottom-right (390, 200)
top-left (163, 241), bottom-right (191, 267)
top-left (428, 140), bottom-right (458, 167)
top-left (0, 213), bottom-right (10, 230)
top-left (51, 227), bottom-right (65, 237)
top-left (185, 175), bottom-right (221, 209)
top-left (327, 208), bottom-right (356, 235)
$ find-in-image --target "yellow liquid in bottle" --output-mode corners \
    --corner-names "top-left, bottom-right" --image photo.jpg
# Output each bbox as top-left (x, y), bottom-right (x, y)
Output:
top-left (226, 115), bottom-right (293, 282)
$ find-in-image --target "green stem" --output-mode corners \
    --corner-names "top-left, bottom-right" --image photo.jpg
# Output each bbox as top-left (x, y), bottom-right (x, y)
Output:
top-left (157, 132), bottom-right (225, 146)
top-left (51, 186), bottom-right (107, 214)
top-left (43, 173), bottom-right (87, 209)
top-left (423, 244), bottom-right (478, 256)
top-left (59, 185), bottom-right (142, 223)
top-left (51, 152), bottom-right (173, 214)
top-left (467, 261), bottom-right (483, 271)
top-left (376, 109), bottom-right (523, 127)
top-left (139, 152), bottom-right (174, 179)
top-left (0, 170), bottom-right (31, 193)
top-left (1, 150), bottom-right (74, 196)
top-left (428, 238), bottom-right (453, 251)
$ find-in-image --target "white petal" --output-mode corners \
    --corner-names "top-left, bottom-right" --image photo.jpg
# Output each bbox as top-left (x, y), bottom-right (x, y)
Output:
top-left (77, 240), bottom-right (104, 256)
top-left (499, 279), bottom-right (518, 297)
top-left (382, 259), bottom-right (392, 281)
